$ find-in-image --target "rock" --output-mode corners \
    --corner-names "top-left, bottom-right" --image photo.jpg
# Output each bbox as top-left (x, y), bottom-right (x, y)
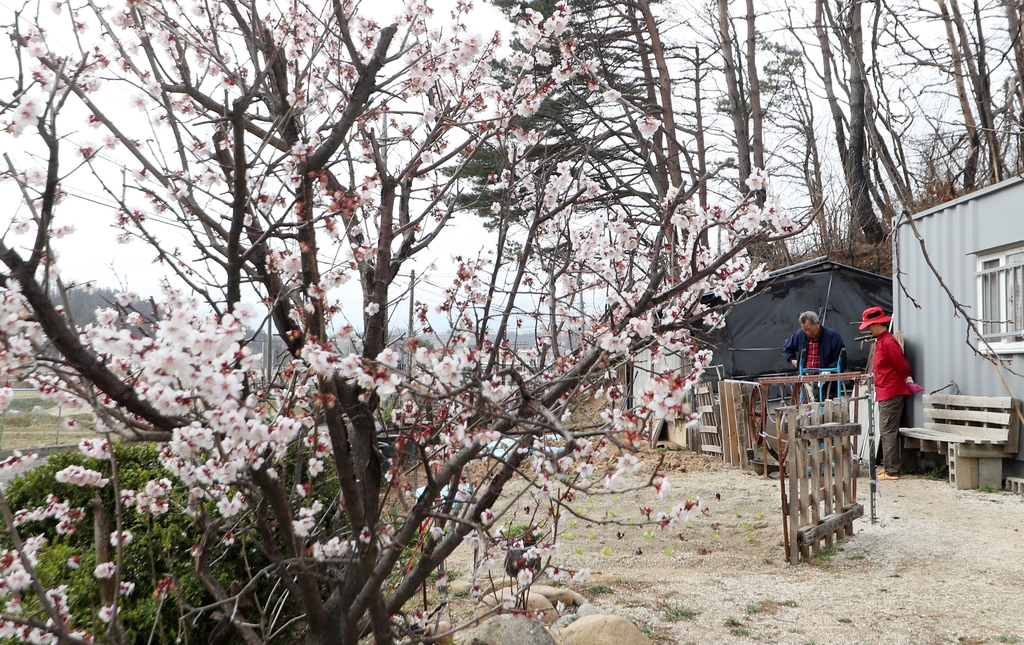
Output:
top-left (479, 590), bottom-right (558, 624)
top-left (560, 615), bottom-right (650, 645)
top-left (425, 620), bottom-right (455, 644)
top-left (449, 580), bottom-right (473, 596)
top-left (575, 604), bottom-right (602, 618)
top-left (553, 614), bottom-right (578, 627)
top-left (467, 615), bottom-right (556, 645)
top-left (529, 585), bottom-right (587, 607)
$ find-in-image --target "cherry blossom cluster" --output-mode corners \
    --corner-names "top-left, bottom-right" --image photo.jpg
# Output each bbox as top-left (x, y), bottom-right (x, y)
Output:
top-left (54, 465), bottom-right (109, 488)
top-left (77, 438), bottom-right (110, 460)
top-left (13, 496), bottom-right (83, 535)
top-left (120, 478), bottom-right (173, 516)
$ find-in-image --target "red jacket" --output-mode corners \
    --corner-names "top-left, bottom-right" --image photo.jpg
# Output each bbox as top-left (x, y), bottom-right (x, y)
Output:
top-left (871, 331), bottom-right (911, 401)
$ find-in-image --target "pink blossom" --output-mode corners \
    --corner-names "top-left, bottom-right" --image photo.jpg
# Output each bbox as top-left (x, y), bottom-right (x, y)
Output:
top-left (637, 114), bottom-right (661, 139)
top-left (570, 569), bottom-right (591, 583)
top-left (358, 527), bottom-right (372, 544)
top-left (745, 168), bottom-right (769, 191)
top-left (109, 530), bottom-right (133, 547)
top-left (517, 567), bottom-right (534, 586)
top-left (94, 562), bottom-right (116, 579)
top-left (78, 438), bottom-right (110, 459)
top-left (55, 465), bottom-right (108, 487)
top-left (376, 348), bottom-right (400, 368)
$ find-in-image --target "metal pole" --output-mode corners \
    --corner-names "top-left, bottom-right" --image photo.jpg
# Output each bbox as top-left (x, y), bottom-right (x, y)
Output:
top-left (866, 374), bottom-right (877, 524)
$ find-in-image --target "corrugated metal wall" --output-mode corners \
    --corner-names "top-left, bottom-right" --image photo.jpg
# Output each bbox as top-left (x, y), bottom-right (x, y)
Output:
top-left (894, 177), bottom-right (1024, 476)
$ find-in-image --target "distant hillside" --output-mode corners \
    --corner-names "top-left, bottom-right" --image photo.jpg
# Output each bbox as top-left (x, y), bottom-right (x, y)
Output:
top-left (55, 286), bottom-right (121, 327)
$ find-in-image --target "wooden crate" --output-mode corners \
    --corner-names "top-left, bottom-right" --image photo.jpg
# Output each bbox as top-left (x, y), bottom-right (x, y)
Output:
top-left (777, 400), bottom-right (862, 564)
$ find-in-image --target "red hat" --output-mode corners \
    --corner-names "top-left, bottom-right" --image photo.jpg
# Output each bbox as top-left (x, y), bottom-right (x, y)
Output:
top-left (859, 306), bottom-right (892, 330)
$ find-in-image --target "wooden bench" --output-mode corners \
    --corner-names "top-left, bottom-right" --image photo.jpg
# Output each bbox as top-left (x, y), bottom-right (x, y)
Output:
top-left (899, 394), bottom-right (1020, 490)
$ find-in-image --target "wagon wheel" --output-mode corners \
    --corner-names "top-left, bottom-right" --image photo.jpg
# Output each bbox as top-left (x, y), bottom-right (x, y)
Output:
top-left (748, 385), bottom-right (767, 447)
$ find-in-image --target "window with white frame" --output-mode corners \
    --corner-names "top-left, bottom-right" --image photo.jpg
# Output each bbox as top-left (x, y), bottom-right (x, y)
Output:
top-left (978, 245), bottom-right (1024, 346)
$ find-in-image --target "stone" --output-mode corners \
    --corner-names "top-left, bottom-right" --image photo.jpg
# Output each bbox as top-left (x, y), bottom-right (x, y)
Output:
top-left (425, 620), bottom-right (455, 644)
top-left (560, 614), bottom-right (650, 645)
top-left (552, 614), bottom-right (578, 628)
top-left (528, 585), bottom-right (587, 607)
top-left (575, 603), bottom-right (602, 617)
top-left (449, 580), bottom-right (473, 596)
top-left (479, 590), bottom-right (558, 624)
top-left (467, 615), bottom-right (556, 645)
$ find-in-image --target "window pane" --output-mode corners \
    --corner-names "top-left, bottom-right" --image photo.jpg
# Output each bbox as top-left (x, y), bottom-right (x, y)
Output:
top-left (983, 270), bottom-right (1001, 335)
top-left (1010, 265), bottom-right (1023, 335)
top-left (1008, 252), bottom-right (1024, 266)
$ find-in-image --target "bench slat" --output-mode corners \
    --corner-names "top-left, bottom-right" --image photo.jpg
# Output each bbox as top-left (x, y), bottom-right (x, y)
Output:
top-left (900, 427), bottom-right (966, 443)
top-left (923, 394), bottom-right (1014, 409)
top-left (901, 427), bottom-right (1005, 444)
top-left (922, 408), bottom-right (1011, 425)
top-left (923, 422), bottom-right (1009, 441)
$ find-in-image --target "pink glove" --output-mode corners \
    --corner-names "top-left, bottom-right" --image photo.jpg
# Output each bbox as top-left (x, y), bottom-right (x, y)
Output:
top-left (907, 382), bottom-right (924, 394)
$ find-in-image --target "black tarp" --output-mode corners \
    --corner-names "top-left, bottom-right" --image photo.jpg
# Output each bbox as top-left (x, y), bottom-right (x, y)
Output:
top-left (703, 262), bottom-right (893, 380)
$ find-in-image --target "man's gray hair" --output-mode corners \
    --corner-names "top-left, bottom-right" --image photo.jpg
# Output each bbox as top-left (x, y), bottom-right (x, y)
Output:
top-left (798, 311), bottom-right (820, 325)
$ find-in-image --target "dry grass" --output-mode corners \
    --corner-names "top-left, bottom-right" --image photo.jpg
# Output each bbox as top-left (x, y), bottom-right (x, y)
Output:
top-left (0, 391), bottom-right (95, 450)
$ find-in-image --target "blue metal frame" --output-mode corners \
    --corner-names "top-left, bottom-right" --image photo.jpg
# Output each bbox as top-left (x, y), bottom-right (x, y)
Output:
top-left (797, 349), bottom-right (846, 402)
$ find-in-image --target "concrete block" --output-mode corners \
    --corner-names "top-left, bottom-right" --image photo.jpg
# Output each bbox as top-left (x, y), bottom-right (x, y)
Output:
top-left (949, 444), bottom-right (979, 490)
top-left (977, 458), bottom-right (1003, 490)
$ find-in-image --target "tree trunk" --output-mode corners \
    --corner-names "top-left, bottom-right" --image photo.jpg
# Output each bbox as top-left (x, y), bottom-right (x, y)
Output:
top-left (636, 0), bottom-right (684, 191)
top-left (948, 0), bottom-right (1004, 183)
top-left (718, 0), bottom-right (751, 193)
top-left (693, 46), bottom-right (708, 210)
top-left (1003, 0), bottom-right (1024, 168)
top-left (745, 0), bottom-right (765, 178)
top-left (938, 0), bottom-right (981, 191)
top-left (815, 0), bottom-right (848, 170)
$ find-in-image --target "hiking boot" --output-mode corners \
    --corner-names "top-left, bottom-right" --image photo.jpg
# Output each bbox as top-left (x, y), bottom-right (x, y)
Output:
top-left (877, 472), bottom-right (900, 481)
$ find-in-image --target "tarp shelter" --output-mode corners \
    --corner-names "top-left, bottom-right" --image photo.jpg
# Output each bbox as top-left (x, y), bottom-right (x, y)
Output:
top-left (704, 257), bottom-right (893, 380)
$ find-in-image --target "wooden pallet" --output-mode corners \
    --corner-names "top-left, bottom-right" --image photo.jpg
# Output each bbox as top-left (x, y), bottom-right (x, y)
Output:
top-left (695, 382), bottom-right (723, 458)
top-left (900, 394), bottom-right (1020, 490)
top-left (778, 400), bottom-right (862, 564)
top-left (717, 380), bottom-right (754, 468)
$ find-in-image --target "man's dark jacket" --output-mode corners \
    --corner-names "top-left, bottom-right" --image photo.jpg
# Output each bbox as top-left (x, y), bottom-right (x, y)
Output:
top-left (782, 326), bottom-right (845, 370)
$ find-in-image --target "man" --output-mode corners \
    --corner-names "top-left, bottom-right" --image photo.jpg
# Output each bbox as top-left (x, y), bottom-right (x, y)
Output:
top-left (782, 311), bottom-right (846, 399)
top-left (860, 306), bottom-right (911, 481)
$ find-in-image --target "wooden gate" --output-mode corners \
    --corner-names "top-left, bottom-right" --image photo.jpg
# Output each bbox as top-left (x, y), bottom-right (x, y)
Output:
top-left (776, 400), bottom-right (863, 564)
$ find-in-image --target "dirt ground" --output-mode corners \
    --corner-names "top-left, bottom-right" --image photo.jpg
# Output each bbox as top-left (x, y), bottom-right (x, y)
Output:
top-left (443, 449), bottom-right (1024, 645)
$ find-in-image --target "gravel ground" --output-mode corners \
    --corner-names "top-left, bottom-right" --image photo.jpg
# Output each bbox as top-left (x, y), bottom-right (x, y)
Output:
top-left (444, 451), bottom-right (1024, 644)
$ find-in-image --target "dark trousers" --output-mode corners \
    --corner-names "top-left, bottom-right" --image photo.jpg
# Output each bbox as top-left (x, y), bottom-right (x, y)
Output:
top-left (877, 396), bottom-right (905, 476)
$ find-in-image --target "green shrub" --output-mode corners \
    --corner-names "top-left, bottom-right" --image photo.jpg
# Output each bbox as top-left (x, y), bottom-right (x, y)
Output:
top-left (1, 444), bottom-right (279, 644)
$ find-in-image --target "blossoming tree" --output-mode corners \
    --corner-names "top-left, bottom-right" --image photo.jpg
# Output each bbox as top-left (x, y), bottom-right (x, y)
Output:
top-left (0, 0), bottom-right (801, 643)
